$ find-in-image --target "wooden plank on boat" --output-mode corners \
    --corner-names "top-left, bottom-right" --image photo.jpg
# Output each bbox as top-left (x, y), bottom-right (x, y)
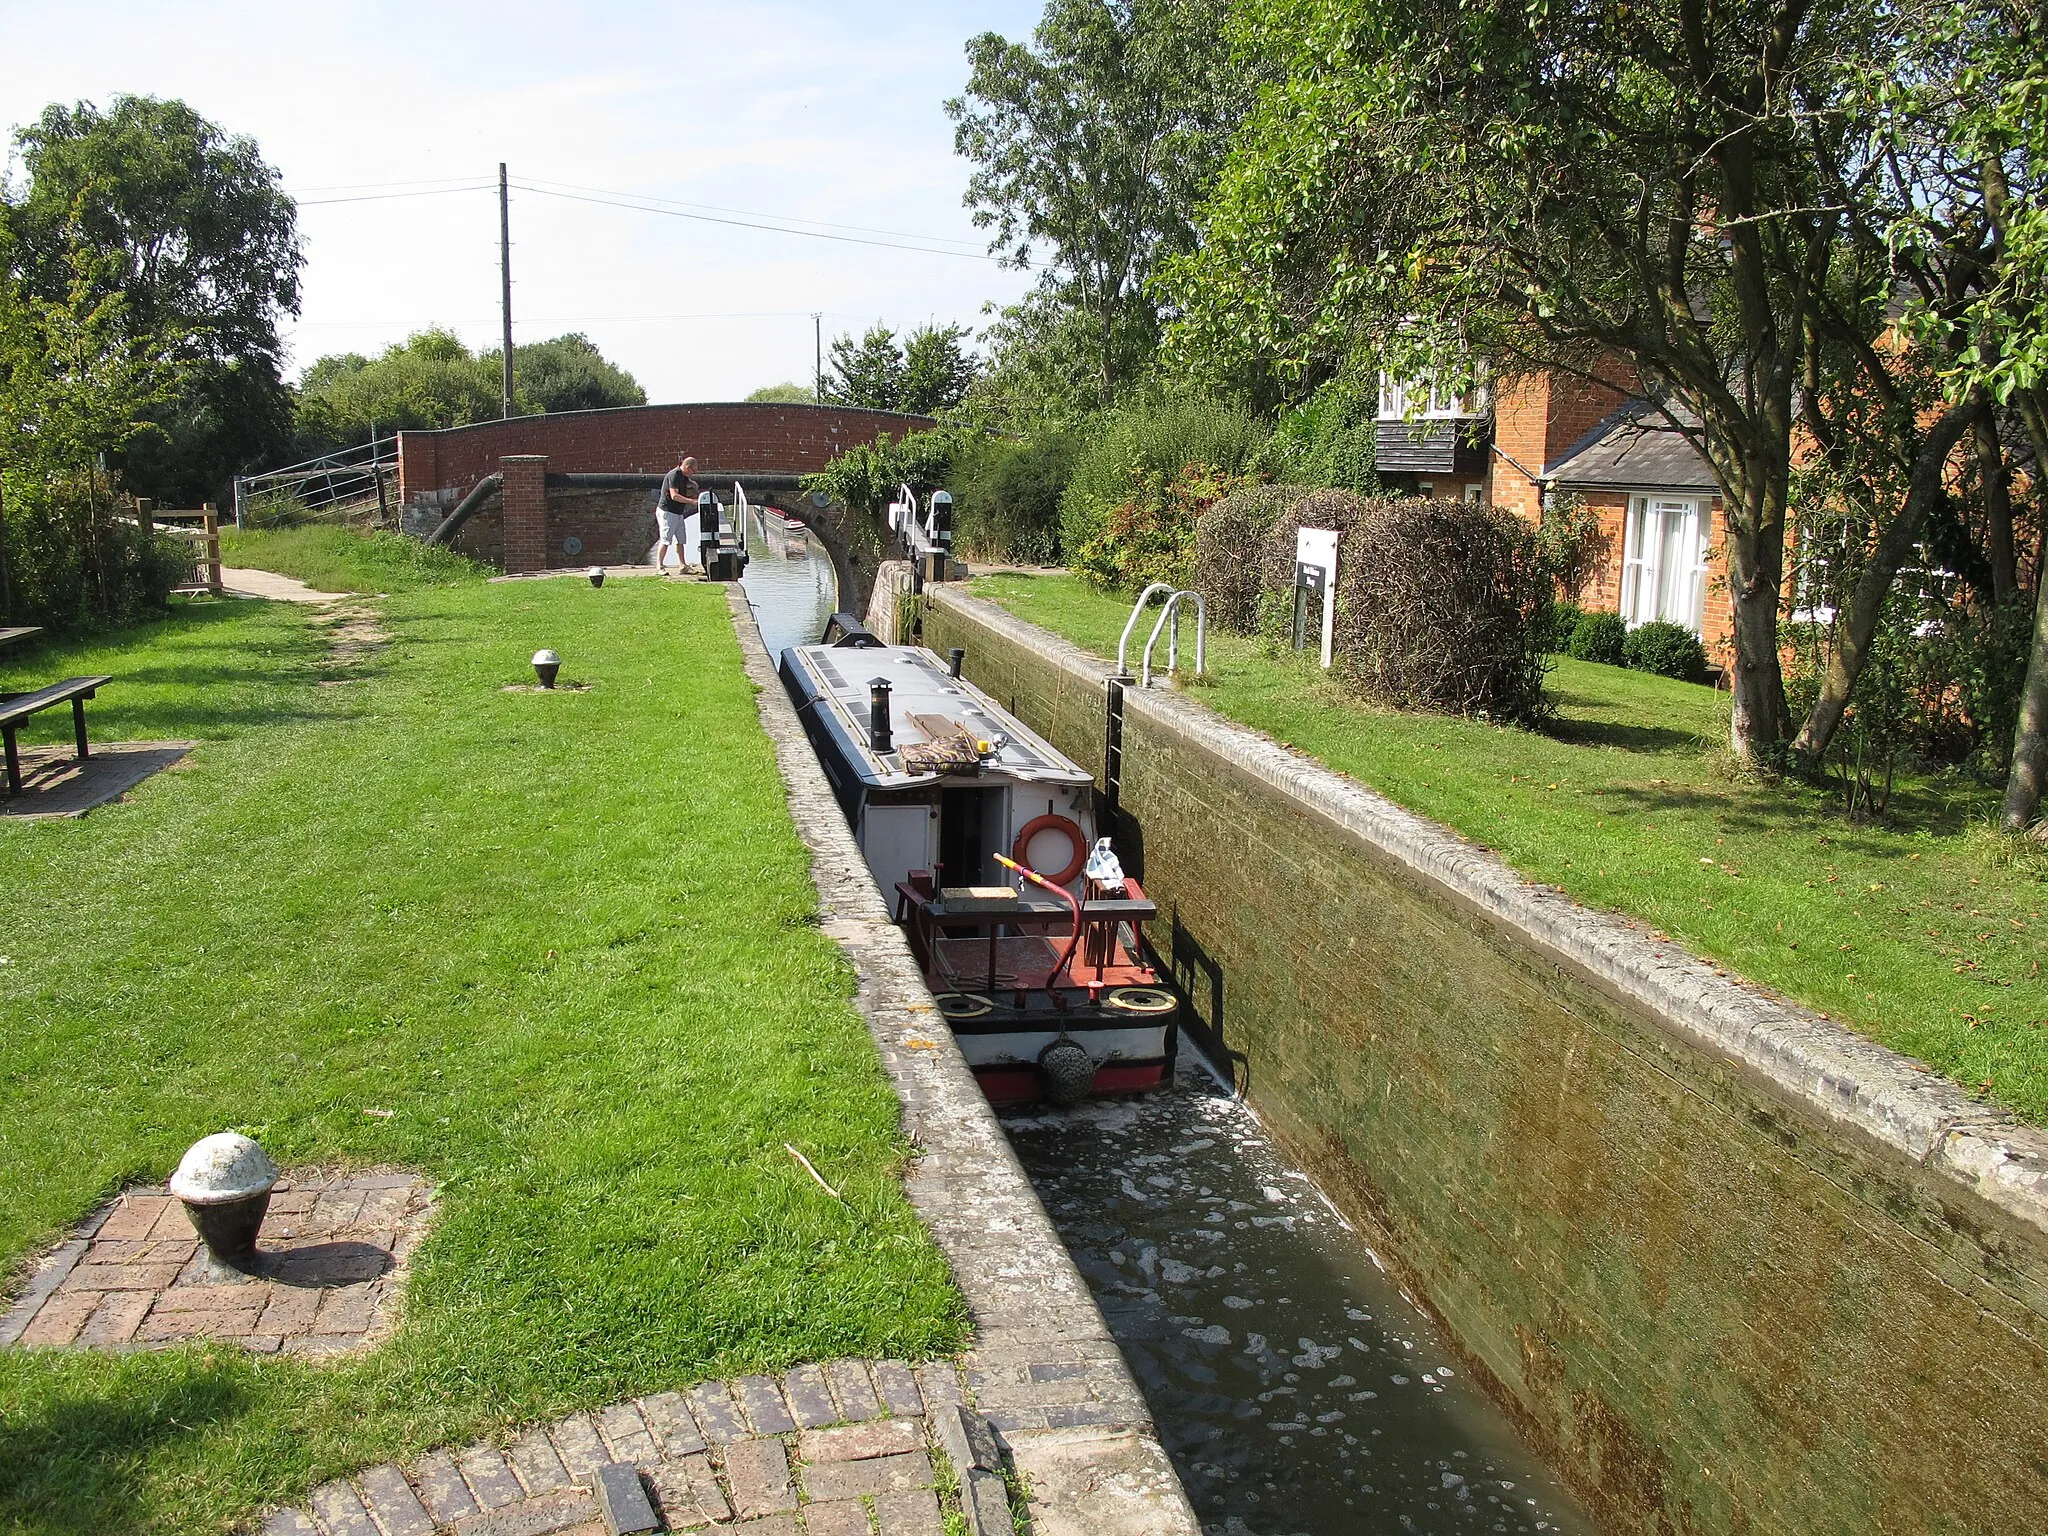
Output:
top-left (937, 886), bottom-right (1023, 913)
top-left (907, 711), bottom-right (963, 741)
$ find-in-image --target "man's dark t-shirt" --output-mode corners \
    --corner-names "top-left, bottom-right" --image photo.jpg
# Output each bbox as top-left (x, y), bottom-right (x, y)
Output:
top-left (659, 469), bottom-right (698, 514)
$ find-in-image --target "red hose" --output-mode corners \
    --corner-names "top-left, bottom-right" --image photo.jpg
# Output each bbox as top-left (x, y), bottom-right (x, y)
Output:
top-left (995, 852), bottom-right (1081, 1005)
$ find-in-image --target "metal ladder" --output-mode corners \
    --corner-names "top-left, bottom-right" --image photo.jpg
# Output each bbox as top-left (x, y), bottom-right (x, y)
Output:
top-left (1116, 583), bottom-right (1207, 688)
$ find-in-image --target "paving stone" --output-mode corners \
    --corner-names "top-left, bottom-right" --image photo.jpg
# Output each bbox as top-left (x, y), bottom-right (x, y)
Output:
top-left (825, 1360), bottom-right (881, 1422)
top-left (633, 1392), bottom-right (706, 1458)
top-left (912, 1365), bottom-right (963, 1414)
top-left (685, 1380), bottom-right (746, 1444)
top-left (960, 1469), bottom-right (1016, 1536)
top-left (65, 1262), bottom-right (181, 1292)
top-left (550, 1412), bottom-right (610, 1477)
top-left (258, 1286), bottom-right (322, 1335)
top-left (872, 1361), bottom-right (924, 1419)
top-left (357, 1464), bottom-right (434, 1536)
top-left (413, 1450), bottom-right (482, 1522)
top-left (594, 1401), bottom-right (660, 1465)
top-left (138, 1306), bottom-right (263, 1343)
top-left (154, 1283), bottom-right (259, 1313)
top-left (729, 1517), bottom-right (798, 1536)
top-left (1043, 1401), bottom-right (1136, 1429)
top-left (312, 1286), bottom-right (377, 1335)
top-left (872, 1487), bottom-right (946, 1536)
top-left (642, 1464), bottom-right (714, 1529)
top-left (799, 1418), bottom-right (923, 1464)
top-left (17, 1292), bottom-right (97, 1347)
top-left (76, 1294), bottom-right (153, 1346)
top-left (677, 1451), bottom-right (731, 1522)
top-left (736, 1373), bottom-right (796, 1434)
top-left (460, 1445), bottom-right (526, 1508)
top-left (244, 1334), bottom-right (284, 1354)
top-left (261, 1508), bottom-right (320, 1536)
top-left (782, 1364), bottom-right (839, 1428)
top-left (585, 1462), bottom-right (661, 1534)
top-left (309, 1479), bottom-right (378, 1536)
top-left (508, 1427), bottom-right (572, 1494)
top-left (450, 1486), bottom-right (599, 1536)
top-left (724, 1436), bottom-right (796, 1518)
top-left (933, 1405), bottom-right (1000, 1476)
top-left (800, 1450), bottom-right (934, 1503)
top-left (97, 1195), bottom-right (173, 1241)
top-left (148, 1200), bottom-right (198, 1240)
top-left (312, 1189), bottom-right (369, 1232)
top-left (799, 1499), bottom-right (870, 1536)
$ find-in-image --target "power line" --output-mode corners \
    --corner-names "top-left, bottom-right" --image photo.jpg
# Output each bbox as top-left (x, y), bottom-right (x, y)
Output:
top-left (295, 184), bottom-right (494, 206)
top-left (512, 173), bottom-right (987, 251)
top-left (285, 174), bottom-right (496, 194)
top-left (508, 181), bottom-right (996, 261)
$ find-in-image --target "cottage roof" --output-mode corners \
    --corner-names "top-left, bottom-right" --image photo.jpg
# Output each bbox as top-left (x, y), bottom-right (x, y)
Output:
top-left (1546, 400), bottom-right (1719, 493)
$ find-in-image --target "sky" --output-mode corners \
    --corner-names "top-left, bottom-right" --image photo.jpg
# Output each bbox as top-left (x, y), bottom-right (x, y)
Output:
top-left (0, 0), bottom-right (1045, 403)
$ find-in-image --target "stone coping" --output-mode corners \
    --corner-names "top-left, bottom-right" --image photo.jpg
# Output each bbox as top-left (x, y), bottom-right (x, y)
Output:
top-left (726, 589), bottom-right (1201, 1536)
top-left (930, 585), bottom-right (2048, 1242)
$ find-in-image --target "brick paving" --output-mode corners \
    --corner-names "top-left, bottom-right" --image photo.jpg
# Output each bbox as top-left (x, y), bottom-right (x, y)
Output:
top-left (255, 1359), bottom-right (1000, 1535)
top-left (0, 1170), bottom-right (433, 1356)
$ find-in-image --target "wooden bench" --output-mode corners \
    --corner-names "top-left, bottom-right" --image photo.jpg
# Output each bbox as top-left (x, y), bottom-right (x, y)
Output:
top-left (1, 676), bottom-right (114, 794)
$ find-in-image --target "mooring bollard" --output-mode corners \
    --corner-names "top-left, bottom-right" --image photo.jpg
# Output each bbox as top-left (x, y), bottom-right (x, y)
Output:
top-left (587, 565), bottom-right (605, 588)
top-left (532, 649), bottom-right (561, 688)
top-left (169, 1132), bottom-right (280, 1268)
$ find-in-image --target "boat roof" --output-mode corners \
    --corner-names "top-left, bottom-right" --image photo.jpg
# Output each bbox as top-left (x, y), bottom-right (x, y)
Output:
top-left (783, 642), bottom-right (1093, 792)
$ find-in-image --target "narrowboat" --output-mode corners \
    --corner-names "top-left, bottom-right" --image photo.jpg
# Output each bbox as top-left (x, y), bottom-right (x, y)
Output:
top-left (779, 621), bottom-right (1177, 1105)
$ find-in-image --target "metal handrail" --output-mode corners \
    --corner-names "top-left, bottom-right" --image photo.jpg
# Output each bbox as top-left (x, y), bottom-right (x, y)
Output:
top-left (1139, 588), bottom-right (1207, 688)
top-left (1116, 583), bottom-right (1176, 675)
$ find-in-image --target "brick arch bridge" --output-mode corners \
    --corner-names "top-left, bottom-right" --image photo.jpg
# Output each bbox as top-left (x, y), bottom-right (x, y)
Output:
top-left (395, 402), bottom-right (934, 612)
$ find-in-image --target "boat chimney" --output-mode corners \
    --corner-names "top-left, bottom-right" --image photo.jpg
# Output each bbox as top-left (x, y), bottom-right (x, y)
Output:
top-left (868, 678), bottom-right (894, 754)
top-left (948, 647), bottom-right (965, 679)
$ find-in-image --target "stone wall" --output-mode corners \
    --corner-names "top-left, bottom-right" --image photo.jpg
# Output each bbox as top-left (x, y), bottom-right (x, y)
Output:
top-left (923, 586), bottom-right (2048, 1536)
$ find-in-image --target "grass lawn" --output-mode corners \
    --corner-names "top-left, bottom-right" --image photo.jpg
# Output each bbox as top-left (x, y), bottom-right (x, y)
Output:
top-left (968, 573), bottom-right (2048, 1124)
top-left (218, 525), bottom-right (486, 593)
top-left (0, 576), bottom-right (961, 1533)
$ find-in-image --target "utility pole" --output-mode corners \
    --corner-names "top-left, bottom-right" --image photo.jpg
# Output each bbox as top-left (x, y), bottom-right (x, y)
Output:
top-left (813, 312), bottom-right (823, 402)
top-left (499, 163), bottom-right (514, 419)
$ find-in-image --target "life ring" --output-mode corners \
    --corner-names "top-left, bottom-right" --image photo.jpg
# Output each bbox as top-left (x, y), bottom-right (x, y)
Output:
top-left (1012, 814), bottom-right (1088, 886)
top-left (1102, 986), bottom-right (1177, 1015)
top-left (934, 992), bottom-right (995, 1020)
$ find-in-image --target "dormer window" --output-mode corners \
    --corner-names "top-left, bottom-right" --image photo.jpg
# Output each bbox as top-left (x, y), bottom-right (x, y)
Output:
top-left (1376, 371), bottom-right (1489, 420)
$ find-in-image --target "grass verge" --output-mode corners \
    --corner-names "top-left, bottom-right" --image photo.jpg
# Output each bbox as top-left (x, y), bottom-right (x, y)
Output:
top-left (218, 525), bottom-right (487, 594)
top-left (0, 581), bottom-right (962, 1534)
top-left (968, 573), bottom-right (2048, 1124)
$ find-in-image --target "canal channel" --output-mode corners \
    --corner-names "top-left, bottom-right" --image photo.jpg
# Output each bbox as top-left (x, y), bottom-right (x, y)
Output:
top-left (741, 550), bottom-right (1595, 1536)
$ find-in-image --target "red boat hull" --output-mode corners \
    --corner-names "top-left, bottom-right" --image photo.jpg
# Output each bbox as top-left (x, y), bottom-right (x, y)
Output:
top-left (973, 1060), bottom-right (1171, 1106)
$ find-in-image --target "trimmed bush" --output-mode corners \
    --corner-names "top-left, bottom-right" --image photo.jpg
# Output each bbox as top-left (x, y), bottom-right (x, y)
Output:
top-left (1537, 598), bottom-right (1583, 655)
top-left (1569, 609), bottom-right (1627, 665)
top-left (1623, 619), bottom-right (1710, 683)
top-left (952, 431), bottom-right (1080, 566)
top-left (1193, 484), bottom-right (1311, 633)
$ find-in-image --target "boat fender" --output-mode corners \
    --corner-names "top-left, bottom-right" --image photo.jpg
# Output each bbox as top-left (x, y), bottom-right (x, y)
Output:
top-left (1012, 813), bottom-right (1088, 887)
top-left (1038, 1037), bottom-right (1096, 1106)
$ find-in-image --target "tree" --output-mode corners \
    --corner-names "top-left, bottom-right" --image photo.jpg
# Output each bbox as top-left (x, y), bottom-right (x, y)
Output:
top-left (293, 330), bottom-right (507, 452)
top-left (497, 333), bottom-right (644, 415)
top-left (824, 323), bottom-right (979, 414)
top-left (825, 325), bottom-right (905, 411)
top-left (3, 95), bottom-right (301, 505)
top-left (1164, 0), bottom-right (1916, 765)
top-left (746, 382), bottom-right (814, 403)
top-left (948, 0), bottom-right (1246, 412)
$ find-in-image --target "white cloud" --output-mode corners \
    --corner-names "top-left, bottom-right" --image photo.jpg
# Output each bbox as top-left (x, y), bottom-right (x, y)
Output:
top-left (1, 0), bottom-right (1042, 407)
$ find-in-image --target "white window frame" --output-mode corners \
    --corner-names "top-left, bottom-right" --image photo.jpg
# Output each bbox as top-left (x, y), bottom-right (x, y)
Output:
top-left (1619, 494), bottom-right (1710, 634)
top-left (1377, 371), bottom-right (1489, 421)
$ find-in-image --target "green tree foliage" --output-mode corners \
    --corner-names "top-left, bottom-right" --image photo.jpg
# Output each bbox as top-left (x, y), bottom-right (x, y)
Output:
top-left (3, 96), bottom-right (301, 505)
top-left (293, 330), bottom-right (643, 452)
top-left (948, 0), bottom-right (1246, 415)
top-left (745, 381), bottom-right (815, 403)
top-left (1163, 0), bottom-right (1923, 765)
top-left (498, 333), bottom-right (645, 415)
top-left (1058, 393), bottom-right (1267, 558)
top-left (1252, 376), bottom-right (1377, 493)
top-left (0, 225), bottom-right (187, 626)
top-left (824, 323), bottom-right (978, 415)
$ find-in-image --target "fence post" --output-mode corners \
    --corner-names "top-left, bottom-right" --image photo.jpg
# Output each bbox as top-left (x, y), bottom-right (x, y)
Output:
top-left (137, 497), bottom-right (154, 536)
top-left (202, 504), bottom-right (223, 593)
top-left (232, 476), bottom-right (245, 529)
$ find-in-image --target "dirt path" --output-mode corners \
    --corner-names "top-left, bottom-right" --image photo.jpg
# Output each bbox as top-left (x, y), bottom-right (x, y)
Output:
top-left (220, 567), bottom-right (351, 603)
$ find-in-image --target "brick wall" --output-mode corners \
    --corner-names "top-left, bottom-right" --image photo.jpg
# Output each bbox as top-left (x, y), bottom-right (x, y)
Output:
top-left (395, 402), bottom-right (936, 502)
top-left (923, 586), bottom-right (2048, 1536)
top-left (499, 455), bottom-right (548, 575)
top-left (1571, 490), bottom-right (1735, 661)
top-left (1489, 367), bottom-right (1637, 525)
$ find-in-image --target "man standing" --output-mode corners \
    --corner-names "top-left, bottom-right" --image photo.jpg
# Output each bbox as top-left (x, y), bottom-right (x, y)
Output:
top-left (655, 453), bottom-right (699, 572)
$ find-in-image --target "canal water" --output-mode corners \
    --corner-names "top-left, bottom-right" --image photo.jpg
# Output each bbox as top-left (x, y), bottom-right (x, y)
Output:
top-left (738, 504), bottom-right (837, 656)
top-left (739, 560), bottom-right (1595, 1535)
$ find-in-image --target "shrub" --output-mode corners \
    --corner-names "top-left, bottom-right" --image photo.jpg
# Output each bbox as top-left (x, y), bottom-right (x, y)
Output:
top-left (1538, 599), bottom-right (1584, 654)
top-left (1193, 484), bottom-right (1311, 633)
top-left (1252, 378), bottom-right (1377, 493)
top-left (1622, 620), bottom-right (1710, 683)
top-left (1568, 609), bottom-right (1627, 665)
top-left (951, 430), bottom-right (1081, 566)
top-left (0, 476), bottom-right (184, 631)
top-left (1057, 394), bottom-right (1269, 559)
top-left (1326, 497), bottom-right (1552, 723)
top-left (1071, 463), bottom-right (1252, 594)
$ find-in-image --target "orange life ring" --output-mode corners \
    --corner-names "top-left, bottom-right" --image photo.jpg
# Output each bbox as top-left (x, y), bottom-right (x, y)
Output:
top-left (1012, 813), bottom-right (1088, 886)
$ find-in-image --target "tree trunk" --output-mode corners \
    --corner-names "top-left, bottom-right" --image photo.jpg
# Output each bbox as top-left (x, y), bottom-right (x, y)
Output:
top-left (1976, 394), bottom-right (2019, 607)
top-left (1792, 399), bottom-right (1977, 765)
top-left (1723, 478), bottom-right (1791, 760)
top-left (2001, 388), bottom-right (2048, 834)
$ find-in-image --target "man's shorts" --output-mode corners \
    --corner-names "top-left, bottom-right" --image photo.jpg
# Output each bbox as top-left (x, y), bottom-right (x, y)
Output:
top-left (656, 508), bottom-right (691, 543)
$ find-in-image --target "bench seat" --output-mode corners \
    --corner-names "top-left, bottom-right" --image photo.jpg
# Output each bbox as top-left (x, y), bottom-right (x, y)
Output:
top-left (1, 675), bottom-right (114, 793)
